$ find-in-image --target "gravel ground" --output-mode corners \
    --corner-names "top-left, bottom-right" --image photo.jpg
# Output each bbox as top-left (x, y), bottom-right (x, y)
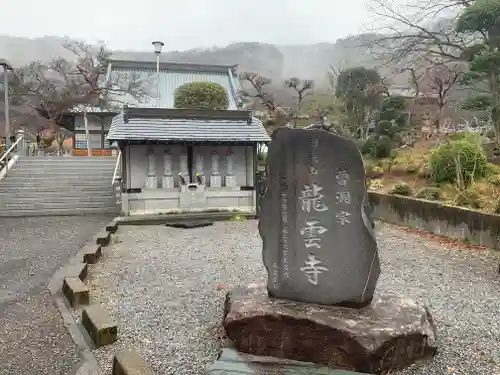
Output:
top-left (0, 215), bottom-right (113, 375)
top-left (82, 220), bottom-right (500, 375)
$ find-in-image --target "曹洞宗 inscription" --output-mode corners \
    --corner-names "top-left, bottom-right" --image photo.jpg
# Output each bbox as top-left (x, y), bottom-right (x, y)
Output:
top-left (259, 127), bottom-right (380, 306)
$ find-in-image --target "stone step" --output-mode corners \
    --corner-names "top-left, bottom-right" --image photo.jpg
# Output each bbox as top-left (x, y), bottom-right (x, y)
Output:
top-left (2, 171), bottom-right (113, 182)
top-left (14, 165), bottom-right (116, 169)
top-left (0, 185), bottom-right (114, 191)
top-left (0, 207), bottom-right (119, 217)
top-left (2, 156), bottom-right (120, 217)
top-left (0, 189), bottom-right (115, 195)
top-left (17, 156), bottom-right (117, 161)
top-left (11, 164), bottom-right (115, 168)
top-left (0, 177), bottom-right (113, 184)
top-left (2, 197), bottom-right (116, 202)
top-left (1, 206), bottom-right (119, 213)
top-left (3, 187), bottom-right (116, 194)
top-left (0, 192), bottom-right (115, 198)
top-left (12, 167), bottom-right (117, 172)
top-left (2, 200), bottom-right (117, 207)
top-left (13, 164), bottom-right (116, 170)
top-left (6, 174), bottom-right (114, 179)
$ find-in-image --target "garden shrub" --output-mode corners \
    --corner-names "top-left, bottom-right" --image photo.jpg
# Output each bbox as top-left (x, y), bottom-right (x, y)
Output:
top-left (487, 174), bottom-right (500, 186)
top-left (389, 182), bottom-right (412, 196)
top-left (446, 131), bottom-right (479, 142)
top-left (485, 162), bottom-right (500, 176)
top-left (361, 136), bottom-right (393, 159)
top-left (494, 198), bottom-right (500, 214)
top-left (377, 120), bottom-right (397, 138)
top-left (453, 188), bottom-right (481, 209)
top-left (174, 81), bottom-right (229, 110)
top-left (417, 165), bottom-right (432, 179)
top-left (429, 139), bottom-right (487, 185)
top-left (365, 160), bottom-right (383, 178)
top-left (415, 187), bottom-right (441, 201)
top-left (368, 179), bottom-right (384, 190)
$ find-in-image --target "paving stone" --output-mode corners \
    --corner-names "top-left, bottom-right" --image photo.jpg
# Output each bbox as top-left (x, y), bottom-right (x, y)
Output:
top-left (113, 350), bottom-right (156, 375)
top-left (82, 304), bottom-right (118, 348)
top-left (82, 244), bottom-right (102, 264)
top-left (62, 277), bottom-right (89, 307)
top-left (106, 221), bottom-right (118, 234)
top-left (95, 231), bottom-right (111, 246)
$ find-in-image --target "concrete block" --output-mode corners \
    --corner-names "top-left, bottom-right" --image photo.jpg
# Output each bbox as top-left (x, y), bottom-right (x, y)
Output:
top-left (68, 262), bottom-right (88, 281)
top-left (95, 230), bottom-right (111, 246)
top-left (62, 277), bottom-right (89, 307)
top-left (112, 350), bottom-right (156, 375)
top-left (106, 220), bottom-right (118, 234)
top-left (82, 244), bottom-right (102, 264)
top-left (82, 304), bottom-right (117, 348)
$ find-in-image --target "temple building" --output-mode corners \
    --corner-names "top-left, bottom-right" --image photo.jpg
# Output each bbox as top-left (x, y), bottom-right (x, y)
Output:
top-left (105, 59), bottom-right (270, 215)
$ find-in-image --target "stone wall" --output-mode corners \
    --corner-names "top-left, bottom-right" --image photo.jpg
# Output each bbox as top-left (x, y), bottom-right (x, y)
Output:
top-left (369, 192), bottom-right (500, 250)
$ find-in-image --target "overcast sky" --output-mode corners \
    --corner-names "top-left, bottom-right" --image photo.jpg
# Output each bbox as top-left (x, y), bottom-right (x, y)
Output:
top-left (0, 0), bottom-right (374, 51)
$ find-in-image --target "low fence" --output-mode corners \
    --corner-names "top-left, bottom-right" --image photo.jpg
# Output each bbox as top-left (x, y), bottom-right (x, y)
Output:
top-left (369, 192), bottom-right (500, 250)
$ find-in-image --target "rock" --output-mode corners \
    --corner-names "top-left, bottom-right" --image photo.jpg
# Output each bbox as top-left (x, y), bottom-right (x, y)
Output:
top-left (223, 284), bottom-right (437, 374)
top-left (259, 127), bottom-right (379, 306)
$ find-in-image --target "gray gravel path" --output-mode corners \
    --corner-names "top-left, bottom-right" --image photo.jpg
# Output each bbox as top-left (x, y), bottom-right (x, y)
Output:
top-left (84, 220), bottom-right (500, 375)
top-left (0, 215), bottom-right (113, 375)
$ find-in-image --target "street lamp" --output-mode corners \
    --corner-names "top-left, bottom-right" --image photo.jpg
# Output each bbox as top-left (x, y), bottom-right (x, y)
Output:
top-left (0, 59), bottom-right (13, 144)
top-left (152, 41), bottom-right (164, 107)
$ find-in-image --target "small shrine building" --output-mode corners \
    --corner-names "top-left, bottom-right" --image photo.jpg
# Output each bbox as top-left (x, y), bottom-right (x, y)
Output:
top-left (105, 59), bottom-right (270, 215)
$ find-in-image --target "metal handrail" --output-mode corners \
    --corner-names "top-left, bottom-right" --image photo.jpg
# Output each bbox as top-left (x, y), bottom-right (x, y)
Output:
top-left (111, 150), bottom-right (122, 186)
top-left (0, 135), bottom-right (24, 172)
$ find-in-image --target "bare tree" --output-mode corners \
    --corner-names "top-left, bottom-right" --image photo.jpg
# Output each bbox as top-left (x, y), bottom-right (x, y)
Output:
top-left (239, 72), bottom-right (290, 132)
top-left (327, 56), bottom-right (353, 94)
top-left (10, 40), bottom-right (153, 138)
top-left (421, 63), bottom-right (463, 128)
top-left (363, 0), bottom-right (470, 67)
top-left (284, 78), bottom-right (314, 127)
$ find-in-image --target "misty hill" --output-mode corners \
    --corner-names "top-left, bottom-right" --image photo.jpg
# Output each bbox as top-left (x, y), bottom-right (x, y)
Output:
top-left (0, 34), bottom-right (397, 88)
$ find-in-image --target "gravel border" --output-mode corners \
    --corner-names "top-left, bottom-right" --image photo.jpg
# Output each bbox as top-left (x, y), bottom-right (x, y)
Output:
top-left (72, 220), bottom-right (500, 375)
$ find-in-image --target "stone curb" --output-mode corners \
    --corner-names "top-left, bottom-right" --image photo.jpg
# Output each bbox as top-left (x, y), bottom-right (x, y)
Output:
top-left (62, 277), bottom-right (90, 307)
top-left (82, 304), bottom-right (118, 348)
top-left (48, 220), bottom-right (120, 375)
top-left (112, 350), bottom-right (157, 375)
top-left (115, 212), bottom-right (255, 226)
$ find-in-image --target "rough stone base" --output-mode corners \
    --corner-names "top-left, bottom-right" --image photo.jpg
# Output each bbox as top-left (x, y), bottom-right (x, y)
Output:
top-left (223, 284), bottom-right (437, 374)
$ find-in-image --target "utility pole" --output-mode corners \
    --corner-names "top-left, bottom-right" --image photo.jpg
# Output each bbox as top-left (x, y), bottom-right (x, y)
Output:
top-left (152, 41), bottom-right (164, 107)
top-left (0, 59), bottom-right (13, 145)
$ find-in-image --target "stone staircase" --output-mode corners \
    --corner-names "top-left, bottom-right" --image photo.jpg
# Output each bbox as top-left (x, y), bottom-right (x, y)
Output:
top-left (0, 156), bottom-right (120, 217)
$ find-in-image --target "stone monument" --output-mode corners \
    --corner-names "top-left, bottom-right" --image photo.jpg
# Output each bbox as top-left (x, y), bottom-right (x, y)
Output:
top-left (223, 128), bottom-right (438, 374)
top-left (260, 127), bottom-right (379, 306)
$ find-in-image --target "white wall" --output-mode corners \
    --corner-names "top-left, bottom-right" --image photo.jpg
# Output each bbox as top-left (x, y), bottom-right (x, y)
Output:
top-left (74, 115), bottom-right (113, 131)
top-left (126, 144), bottom-right (255, 189)
top-left (73, 114), bottom-right (114, 149)
top-left (193, 145), bottom-right (254, 187)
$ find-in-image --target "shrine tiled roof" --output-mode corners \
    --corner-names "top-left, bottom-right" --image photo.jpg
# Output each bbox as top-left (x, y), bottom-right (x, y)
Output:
top-left (106, 107), bottom-right (270, 143)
